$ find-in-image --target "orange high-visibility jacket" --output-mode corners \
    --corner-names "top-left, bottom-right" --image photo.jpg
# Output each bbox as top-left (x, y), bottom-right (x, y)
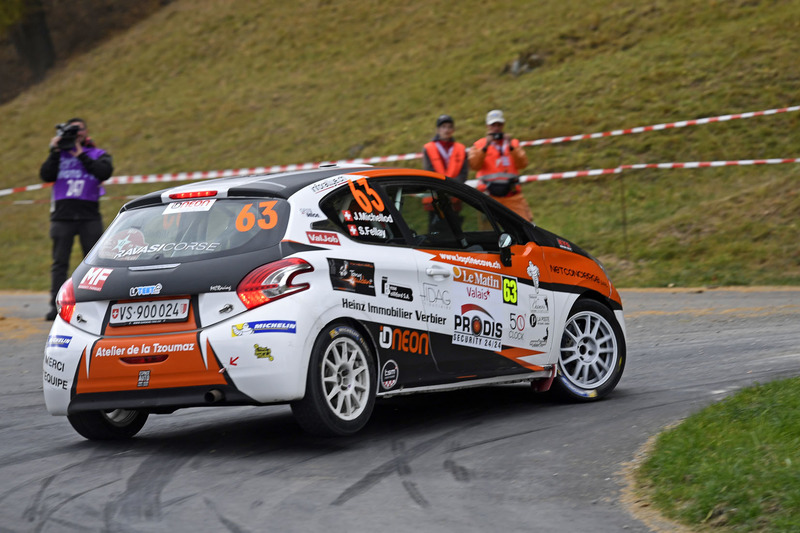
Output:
top-left (422, 141), bottom-right (468, 182)
top-left (468, 137), bottom-right (528, 177)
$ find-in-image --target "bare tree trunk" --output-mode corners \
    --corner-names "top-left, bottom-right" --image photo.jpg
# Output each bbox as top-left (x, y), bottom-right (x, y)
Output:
top-left (10, 0), bottom-right (54, 82)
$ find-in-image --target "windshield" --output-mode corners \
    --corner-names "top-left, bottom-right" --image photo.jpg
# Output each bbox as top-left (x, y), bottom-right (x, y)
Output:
top-left (88, 198), bottom-right (290, 265)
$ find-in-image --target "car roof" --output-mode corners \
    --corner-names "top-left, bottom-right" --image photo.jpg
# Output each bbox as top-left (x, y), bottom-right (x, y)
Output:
top-left (121, 165), bottom-right (444, 211)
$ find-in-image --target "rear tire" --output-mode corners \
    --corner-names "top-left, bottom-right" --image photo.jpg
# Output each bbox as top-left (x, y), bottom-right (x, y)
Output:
top-left (291, 323), bottom-right (376, 436)
top-left (67, 409), bottom-right (149, 440)
top-left (551, 299), bottom-right (626, 401)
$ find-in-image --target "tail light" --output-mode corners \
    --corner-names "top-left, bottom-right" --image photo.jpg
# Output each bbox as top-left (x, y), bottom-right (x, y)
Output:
top-left (56, 278), bottom-right (76, 322)
top-left (237, 258), bottom-right (314, 310)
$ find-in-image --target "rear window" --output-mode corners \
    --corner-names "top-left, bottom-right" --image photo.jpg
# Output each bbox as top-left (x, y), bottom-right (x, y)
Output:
top-left (88, 198), bottom-right (290, 265)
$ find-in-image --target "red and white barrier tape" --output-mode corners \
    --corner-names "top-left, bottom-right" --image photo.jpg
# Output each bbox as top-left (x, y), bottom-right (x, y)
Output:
top-left (519, 157), bottom-right (800, 183)
top-left (458, 157), bottom-right (800, 187)
top-left (0, 153), bottom-right (424, 196)
top-left (520, 105), bottom-right (800, 147)
top-left (2, 104), bottom-right (797, 197)
top-left (7, 158), bottom-right (797, 203)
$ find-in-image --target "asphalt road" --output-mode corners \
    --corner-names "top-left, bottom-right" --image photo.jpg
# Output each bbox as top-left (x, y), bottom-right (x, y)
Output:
top-left (1, 288), bottom-right (798, 533)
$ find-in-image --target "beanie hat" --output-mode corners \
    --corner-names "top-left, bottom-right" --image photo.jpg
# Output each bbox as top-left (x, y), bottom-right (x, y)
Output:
top-left (436, 114), bottom-right (454, 127)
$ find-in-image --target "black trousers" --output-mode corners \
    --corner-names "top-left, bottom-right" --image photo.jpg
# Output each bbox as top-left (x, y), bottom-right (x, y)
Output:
top-left (49, 219), bottom-right (103, 308)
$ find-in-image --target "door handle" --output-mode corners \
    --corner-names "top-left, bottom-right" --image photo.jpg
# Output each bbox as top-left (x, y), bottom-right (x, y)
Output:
top-left (425, 266), bottom-right (451, 278)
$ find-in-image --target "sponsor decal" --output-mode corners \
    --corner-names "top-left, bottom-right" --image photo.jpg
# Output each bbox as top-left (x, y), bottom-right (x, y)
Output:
top-left (381, 277), bottom-right (413, 301)
top-left (453, 266), bottom-right (501, 290)
top-left (557, 238), bottom-right (572, 251)
top-left (381, 360), bottom-right (399, 390)
top-left (78, 267), bottom-right (113, 291)
top-left (342, 298), bottom-right (414, 319)
top-left (529, 294), bottom-right (549, 313)
top-left (421, 283), bottom-right (450, 309)
top-left (254, 344), bottom-right (274, 360)
top-left (43, 370), bottom-right (68, 390)
top-left (46, 335), bottom-right (72, 348)
top-left (299, 208), bottom-right (321, 218)
top-left (328, 259), bottom-right (375, 295)
top-left (307, 231), bottom-right (341, 246)
top-left (341, 298), bottom-right (365, 312)
top-left (232, 320), bottom-right (297, 336)
top-left (95, 342), bottom-right (195, 357)
top-left (210, 284), bottom-right (232, 292)
top-left (528, 295), bottom-right (551, 347)
top-left (502, 277), bottom-right (518, 305)
top-left (312, 175), bottom-right (349, 194)
top-left (465, 285), bottom-right (490, 300)
top-left (414, 310), bottom-right (447, 325)
top-left (129, 283), bottom-right (163, 298)
top-left (137, 370), bottom-right (151, 388)
top-left (379, 326), bottom-right (430, 355)
top-left (45, 355), bottom-right (66, 372)
top-left (508, 312), bottom-right (527, 341)
top-left (101, 229), bottom-right (146, 260)
top-left (163, 199), bottom-right (216, 214)
top-left (453, 304), bottom-right (503, 350)
top-left (527, 262), bottom-right (540, 293)
top-left (436, 252), bottom-right (502, 270)
top-left (115, 241), bottom-right (221, 260)
top-left (549, 264), bottom-right (608, 287)
top-left (529, 328), bottom-right (549, 348)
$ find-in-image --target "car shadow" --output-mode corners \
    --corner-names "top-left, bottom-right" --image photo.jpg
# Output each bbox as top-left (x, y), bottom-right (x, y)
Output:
top-left (52, 384), bottom-right (567, 458)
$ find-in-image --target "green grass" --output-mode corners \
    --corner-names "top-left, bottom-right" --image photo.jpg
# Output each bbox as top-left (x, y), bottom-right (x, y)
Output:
top-left (637, 377), bottom-right (800, 532)
top-left (1, 0), bottom-right (799, 289)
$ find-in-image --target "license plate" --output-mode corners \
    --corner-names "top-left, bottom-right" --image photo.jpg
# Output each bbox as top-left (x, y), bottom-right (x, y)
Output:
top-left (110, 299), bottom-right (190, 326)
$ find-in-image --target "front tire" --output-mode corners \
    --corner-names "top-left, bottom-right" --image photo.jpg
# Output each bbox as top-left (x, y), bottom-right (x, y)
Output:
top-left (551, 299), bottom-right (626, 401)
top-left (291, 323), bottom-right (377, 436)
top-left (67, 409), bottom-right (149, 440)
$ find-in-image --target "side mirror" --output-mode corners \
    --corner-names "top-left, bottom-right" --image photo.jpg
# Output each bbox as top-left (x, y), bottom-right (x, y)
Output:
top-left (498, 233), bottom-right (513, 267)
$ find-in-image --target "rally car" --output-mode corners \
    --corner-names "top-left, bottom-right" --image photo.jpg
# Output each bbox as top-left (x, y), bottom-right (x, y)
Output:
top-left (43, 165), bottom-right (626, 439)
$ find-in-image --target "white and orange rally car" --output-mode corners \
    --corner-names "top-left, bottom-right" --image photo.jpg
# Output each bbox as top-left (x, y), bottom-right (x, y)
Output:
top-left (43, 165), bottom-right (626, 439)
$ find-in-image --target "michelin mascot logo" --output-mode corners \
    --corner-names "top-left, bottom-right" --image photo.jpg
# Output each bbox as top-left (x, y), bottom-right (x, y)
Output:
top-left (232, 323), bottom-right (254, 337)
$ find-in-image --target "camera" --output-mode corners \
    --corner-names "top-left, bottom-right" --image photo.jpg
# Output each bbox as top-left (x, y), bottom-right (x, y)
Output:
top-left (491, 132), bottom-right (504, 140)
top-left (55, 122), bottom-right (81, 151)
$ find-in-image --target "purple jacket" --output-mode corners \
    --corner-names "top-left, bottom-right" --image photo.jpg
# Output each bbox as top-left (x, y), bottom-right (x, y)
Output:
top-left (40, 145), bottom-right (114, 220)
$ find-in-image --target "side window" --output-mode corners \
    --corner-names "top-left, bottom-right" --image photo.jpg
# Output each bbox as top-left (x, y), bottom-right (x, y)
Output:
top-left (383, 183), bottom-right (503, 251)
top-left (319, 178), bottom-right (401, 244)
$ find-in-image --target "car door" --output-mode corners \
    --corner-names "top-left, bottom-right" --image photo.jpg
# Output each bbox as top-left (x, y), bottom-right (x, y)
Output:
top-left (380, 179), bottom-right (555, 378)
top-left (315, 175), bottom-right (443, 392)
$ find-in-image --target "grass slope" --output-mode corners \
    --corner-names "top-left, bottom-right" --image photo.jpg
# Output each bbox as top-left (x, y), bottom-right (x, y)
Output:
top-left (1, 0), bottom-right (799, 289)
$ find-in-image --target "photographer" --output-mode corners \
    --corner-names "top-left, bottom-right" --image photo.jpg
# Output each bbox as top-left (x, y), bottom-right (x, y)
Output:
top-left (40, 118), bottom-right (113, 320)
top-left (468, 109), bottom-right (533, 221)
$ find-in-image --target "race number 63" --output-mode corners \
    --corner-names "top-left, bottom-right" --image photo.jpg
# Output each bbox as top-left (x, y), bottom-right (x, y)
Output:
top-left (348, 178), bottom-right (384, 213)
top-left (236, 201), bottom-right (278, 231)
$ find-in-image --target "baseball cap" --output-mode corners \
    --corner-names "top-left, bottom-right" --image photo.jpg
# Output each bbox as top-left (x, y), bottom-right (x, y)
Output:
top-left (436, 114), bottom-right (454, 127)
top-left (486, 109), bottom-right (505, 125)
